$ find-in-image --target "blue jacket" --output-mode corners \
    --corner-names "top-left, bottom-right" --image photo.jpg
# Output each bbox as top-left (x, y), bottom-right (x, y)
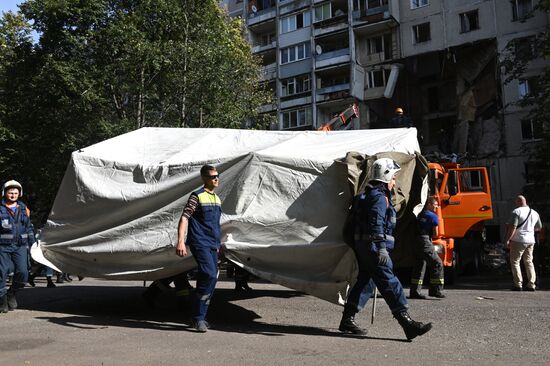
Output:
top-left (353, 183), bottom-right (397, 252)
top-left (418, 210), bottom-right (438, 238)
top-left (187, 188), bottom-right (222, 250)
top-left (0, 200), bottom-right (36, 247)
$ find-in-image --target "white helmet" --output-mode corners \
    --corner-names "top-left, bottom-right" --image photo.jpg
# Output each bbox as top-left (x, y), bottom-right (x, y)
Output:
top-left (2, 180), bottom-right (23, 197)
top-left (371, 158), bottom-right (401, 183)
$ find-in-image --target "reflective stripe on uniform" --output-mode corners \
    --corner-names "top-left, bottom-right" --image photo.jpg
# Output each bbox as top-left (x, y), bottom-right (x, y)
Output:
top-left (430, 278), bottom-right (445, 285)
top-left (0, 234), bottom-right (14, 239)
top-left (176, 289), bottom-right (190, 297)
top-left (353, 234), bottom-right (395, 242)
top-left (411, 278), bottom-right (423, 285)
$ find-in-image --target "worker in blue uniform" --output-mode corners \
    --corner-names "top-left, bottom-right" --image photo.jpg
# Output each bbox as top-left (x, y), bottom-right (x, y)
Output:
top-left (410, 197), bottom-right (445, 299)
top-left (176, 165), bottom-right (222, 332)
top-left (0, 180), bottom-right (36, 313)
top-left (339, 158), bottom-right (432, 340)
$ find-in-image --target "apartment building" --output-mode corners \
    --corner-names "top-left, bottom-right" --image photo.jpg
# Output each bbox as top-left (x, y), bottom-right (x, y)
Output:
top-left (221, 0), bottom-right (548, 239)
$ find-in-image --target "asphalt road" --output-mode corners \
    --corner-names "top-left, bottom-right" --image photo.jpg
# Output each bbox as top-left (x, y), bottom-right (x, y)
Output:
top-left (1, 273), bottom-right (549, 366)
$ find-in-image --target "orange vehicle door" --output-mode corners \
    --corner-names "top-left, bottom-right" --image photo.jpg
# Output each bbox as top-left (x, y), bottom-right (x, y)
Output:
top-left (439, 167), bottom-right (493, 238)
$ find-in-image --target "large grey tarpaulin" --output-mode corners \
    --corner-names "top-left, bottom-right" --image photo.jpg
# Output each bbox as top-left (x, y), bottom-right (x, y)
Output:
top-left (33, 127), bottom-right (425, 304)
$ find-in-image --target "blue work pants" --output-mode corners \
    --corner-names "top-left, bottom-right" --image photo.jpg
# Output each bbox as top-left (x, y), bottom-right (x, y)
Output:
top-left (189, 245), bottom-right (218, 322)
top-left (344, 243), bottom-right (408, 317)
top-left (0, 244), bottom-right (28, 297)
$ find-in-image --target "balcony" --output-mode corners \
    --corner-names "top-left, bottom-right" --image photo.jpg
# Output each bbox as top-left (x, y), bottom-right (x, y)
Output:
top-left (315, 48), bottom-right (350, 69)
top-left (352, 4), bottom-right (389, 20)
top-left (261, 63), bottom-right (277, 81)
top-left (313, 20), bottom-right (349, 37)
top-left (252, 40), bottom-right (277, 54)
top-left (280, 95), bottom-right (312, 110)
top-left (247, 7), bottom-right (277, 26)
top-left (316, 83), bottom-right (350, 103)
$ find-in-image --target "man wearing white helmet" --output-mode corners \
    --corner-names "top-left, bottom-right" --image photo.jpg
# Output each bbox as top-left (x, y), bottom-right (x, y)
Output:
top-left (338, 158), bottom-right (432, 340)
top-left (0, 180), bottom-right (36, 313)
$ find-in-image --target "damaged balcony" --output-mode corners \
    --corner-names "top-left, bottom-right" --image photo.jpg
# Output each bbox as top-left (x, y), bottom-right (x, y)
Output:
top-left (261, 62), bottom-right (277, 81)
top-left (247, 0), bottom-right (277, 26)
top-left (316, 65), bottom-right (351, 103)
top-left (312, 0), bottom-right (349, 37)
top-left (355, 30), bottom-right (398, 66)
top-left (352, 0), bottom-right (399, 32)
top-left (315, 32), bottom-right (350, 69)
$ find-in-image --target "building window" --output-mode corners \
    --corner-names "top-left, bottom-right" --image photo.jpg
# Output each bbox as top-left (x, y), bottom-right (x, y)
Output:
top-left (280, 42), bottom-right (311, 65)
top-left (367, 36), bottom-right (383, 55)
top-left (518, 78), bottom-right (536, 99)
top-left (514, 36), bottom-right (536, 60)
top-left (281, 74), bottom-right (311, 97)
top-left (367, 69), bottom-right (391, 88)
top-left (460, 10), bottom-right (479, 33)
top-left (314, 3), bottom-right (331, 22)
top-left (511, 0), bottom-right (533, 21)
top-left (282, 107), bottom-right (313, 129)
top-left (280, 10), bottom-right (311, 34)
top-left (367, 0), bottom-right (388, 9)
top-left (521, 119), bottom-right (543, 140)
top-left (413, 22), bottom-right (431, 44)
top-left (411, 0), bottom-right (429, 9)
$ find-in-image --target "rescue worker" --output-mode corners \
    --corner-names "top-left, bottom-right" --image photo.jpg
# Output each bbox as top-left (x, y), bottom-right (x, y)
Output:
top-left (176, 165), bottom-right (222, 332)
top-left (390, 107), bottom-right (413, 128)
top-left (339, 158), bottom-right (432, 340)
top-left (410, 197), bottom-right (445, 299)
top-left (0, 180), bottom-right (36, 313)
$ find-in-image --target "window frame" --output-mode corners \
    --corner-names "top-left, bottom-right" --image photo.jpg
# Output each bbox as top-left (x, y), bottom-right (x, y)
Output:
top-left (459, 9), bottom-right (480, 33)
top-left (281, 74), bottom-right (311, 97)
top-left (280, 10), bottom-right (311, 34)
top-left (412, 22), bottom-right (431, 44)
top-left (314, 3), bottom-right (332, 23)
top-left (281, 107), bottom-right (313, 129)
top-left (280, 42), bottom-right (311, 65)
top-left (511, 0), bottom-right (533, 21)
top-left (521, 119), bottom-right (543, 141)
top-left (410, 0), bottom-right (429, 10)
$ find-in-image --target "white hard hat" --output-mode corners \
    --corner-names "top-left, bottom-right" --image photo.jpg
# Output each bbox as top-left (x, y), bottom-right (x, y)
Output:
top-left (371, 158), bottom-right (401, 183)
top-left (2, 180), bottom-right (23, 197)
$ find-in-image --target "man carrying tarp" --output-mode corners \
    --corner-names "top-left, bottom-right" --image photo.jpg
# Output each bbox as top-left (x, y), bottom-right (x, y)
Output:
top-left (338, 158), bottom-right (433, 341)
top-left (176, 165), bottom-right (222, 332)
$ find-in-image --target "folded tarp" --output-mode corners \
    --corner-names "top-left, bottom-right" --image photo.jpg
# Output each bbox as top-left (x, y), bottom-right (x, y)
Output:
top-left (35, 127), bottom-right (422, 304)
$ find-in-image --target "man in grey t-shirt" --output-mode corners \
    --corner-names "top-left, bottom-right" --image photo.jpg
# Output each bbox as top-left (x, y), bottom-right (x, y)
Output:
top-left (504, 195), bottom-right (542, 291)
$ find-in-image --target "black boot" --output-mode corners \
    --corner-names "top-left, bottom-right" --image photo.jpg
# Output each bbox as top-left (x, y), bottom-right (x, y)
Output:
top-left (28, 273), bottom-right (36, 287)
top-left (0, 295), bottom-right (8, 313)
top-left (47, 277), bottom-right (56, 288)
top-left (142, 284), bottom-right (161, 309)
top-left (409, 285), bottom-right (426, 299)
top-left (429, 285), bottom-right (445, 298)
top-left (7, 291), bottom-right (18, 310)
top-left (339, 315), bottom-right (367, 335)
top-left (235, 280), bottom-right (252, 292)
top-left (395, 311), bottom-right (432, 341)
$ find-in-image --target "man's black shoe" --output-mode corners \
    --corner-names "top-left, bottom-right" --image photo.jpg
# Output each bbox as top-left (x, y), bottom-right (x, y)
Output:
top-left (339, 316), bottom-right (367, 335)
top-left (511, 287), bottom-right (522, 292)
top-left (428, 291), bottom-right (446, 299)
top-left (525, 287), bottom-right (536, 292)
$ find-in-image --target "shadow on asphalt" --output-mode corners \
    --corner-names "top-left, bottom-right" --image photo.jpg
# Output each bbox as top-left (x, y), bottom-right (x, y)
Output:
top-left (19, 284), bottom-right (409, 341)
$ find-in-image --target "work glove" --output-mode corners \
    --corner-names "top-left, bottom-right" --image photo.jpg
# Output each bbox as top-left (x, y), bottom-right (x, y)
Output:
top-left (377, 247), bottom-right (390, 266)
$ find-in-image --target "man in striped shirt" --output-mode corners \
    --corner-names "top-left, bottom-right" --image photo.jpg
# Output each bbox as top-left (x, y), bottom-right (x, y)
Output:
top-left (176, 165), bottom-right (222, 332)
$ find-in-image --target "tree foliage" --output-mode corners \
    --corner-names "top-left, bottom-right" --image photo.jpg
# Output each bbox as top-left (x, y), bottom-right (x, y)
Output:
top-left (0, 0), bottom-right (273, 221)
top-left (501, 0), bottom-right (550, 219)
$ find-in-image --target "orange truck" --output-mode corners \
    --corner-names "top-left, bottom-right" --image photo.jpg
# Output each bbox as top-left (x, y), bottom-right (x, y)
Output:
top-left (428, 162), bottom-right (493, 282)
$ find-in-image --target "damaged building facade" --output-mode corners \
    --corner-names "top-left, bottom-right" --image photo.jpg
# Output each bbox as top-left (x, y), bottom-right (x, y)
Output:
top-left (220, 0), bottom-right (548, 241)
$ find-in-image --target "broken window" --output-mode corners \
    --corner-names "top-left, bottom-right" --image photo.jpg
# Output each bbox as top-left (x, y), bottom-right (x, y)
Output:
top-left (367, 69), bottom-right (390, 88)
top-left (280, 10), bottom-right (311, 34)
top-left (511, 0), bottom-right (533, 21)
top-left (521, 119), bottom-right (543, 140)
top-left (411, 0), bottom-right (429, 9)
top-left (460, 10), bottom-right (479, 33)
top-left (413, 23), bottom-right (431, 44)
top-left (514, 36), bottom-right (536, 60)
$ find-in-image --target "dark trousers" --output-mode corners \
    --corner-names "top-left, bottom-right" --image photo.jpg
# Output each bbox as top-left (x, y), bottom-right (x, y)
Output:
top-left (411, 236), bottom-right (444, 292)
top-left (190, 245), bottom-right (218, 322)
top-left (0, 244), bottom-right (28, 297)
top-left (344, 243), bottom-right (408, 317)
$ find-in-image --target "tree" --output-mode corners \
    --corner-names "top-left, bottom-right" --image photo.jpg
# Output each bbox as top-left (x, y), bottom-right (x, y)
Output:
top-left (0, 0), bottom-right (273, 221)
top-left (501, 0), bottom-right (550, 220)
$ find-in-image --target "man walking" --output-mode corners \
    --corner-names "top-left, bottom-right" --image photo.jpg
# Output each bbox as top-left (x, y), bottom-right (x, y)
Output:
top-left (176, 165), bottom-right (222, 332)
top-left (410, 197), bottom-right (445, 299)
top-left (504, 195), bottom-right (542, 291)
top-left (0, 180), bottom-right (36, 313)
top-left (338, 158), bottom-right (432, 341)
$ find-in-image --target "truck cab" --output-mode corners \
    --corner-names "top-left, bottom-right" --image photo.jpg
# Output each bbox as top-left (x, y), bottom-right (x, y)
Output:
top-left (428, 162), bottom-right (493, 280)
